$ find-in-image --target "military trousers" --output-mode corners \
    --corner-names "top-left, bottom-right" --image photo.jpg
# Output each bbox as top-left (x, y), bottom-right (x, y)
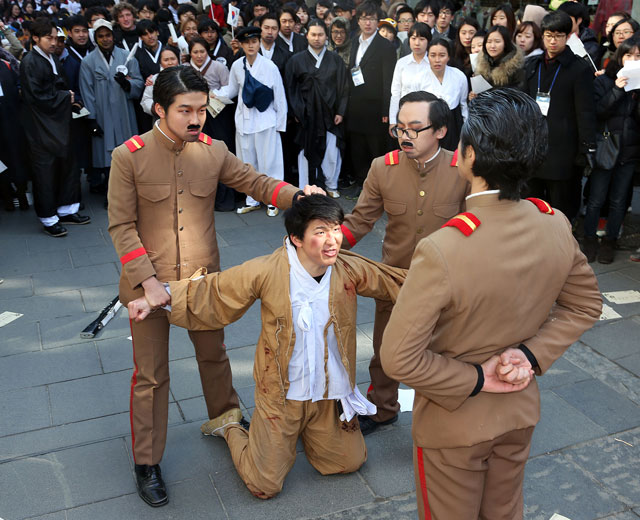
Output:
top-left (413, 427), bottom-right (534, 520)
top-left (224, 399), bottom-right (366, 498)
top-left (128, 311), bottom-right (239, 465)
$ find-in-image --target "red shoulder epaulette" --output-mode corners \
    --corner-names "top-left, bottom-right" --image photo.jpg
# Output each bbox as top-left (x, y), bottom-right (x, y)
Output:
top-left (124, 135), bottom-right (145, 152)
top-left (441, 212), bottom-right (480, 237)
top-left (384, 149), bottom-right (400, 166)
top-left (198, 132), bottom-right (212, 145)
top-left (450, 149), bottom-right (458, 166)
top-left (526, 197), bottom-right (554, 215)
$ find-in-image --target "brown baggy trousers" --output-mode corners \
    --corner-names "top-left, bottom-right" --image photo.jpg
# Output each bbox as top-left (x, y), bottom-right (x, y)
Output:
top-left (129, 311), bottom-right (240, 465)
top-left (368, 298), bottom-right (401, 422)
top-left (413, 427), bottom-right (535, 520)
top-left (224, 399), bottom-right (367, 498)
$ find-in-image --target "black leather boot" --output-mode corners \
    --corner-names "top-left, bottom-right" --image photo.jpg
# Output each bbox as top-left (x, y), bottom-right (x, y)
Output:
top-left (135, 464), bottom-right (168, 507)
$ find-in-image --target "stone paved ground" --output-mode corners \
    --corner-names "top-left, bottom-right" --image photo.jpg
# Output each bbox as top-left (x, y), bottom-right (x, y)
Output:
top-left (1, 184), bottom-right (639, 520)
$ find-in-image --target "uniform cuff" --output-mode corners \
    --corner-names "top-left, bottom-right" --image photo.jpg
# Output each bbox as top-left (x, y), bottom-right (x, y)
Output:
top-left (469, 364), bottom-right (484, 397)
top-left (518, 343), bottom-right (539, 369)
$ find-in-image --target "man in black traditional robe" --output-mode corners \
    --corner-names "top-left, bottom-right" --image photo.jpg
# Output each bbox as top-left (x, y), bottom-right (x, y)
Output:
top-left (20, 17), bottom-right (90, 237)
top-left (285, 20), bottom-right (349, 198)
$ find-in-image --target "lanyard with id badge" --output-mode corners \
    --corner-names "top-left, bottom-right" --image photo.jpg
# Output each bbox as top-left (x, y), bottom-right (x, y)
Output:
top-left (351, 66), bottom-right (365, 86)
top-left (536, 63), bottom-right (560, 117)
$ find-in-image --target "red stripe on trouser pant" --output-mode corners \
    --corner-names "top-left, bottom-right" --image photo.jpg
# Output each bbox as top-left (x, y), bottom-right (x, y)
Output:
top-left (416, 447), bottom-right (432, 520)
top-left (129, 319), bottom-right (139, 464)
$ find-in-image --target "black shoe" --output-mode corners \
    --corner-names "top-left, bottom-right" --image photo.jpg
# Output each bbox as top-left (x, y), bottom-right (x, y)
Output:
top-left (598, 238), bottom-right (616, 264)
top-left (338, 177), bottom-right (355, 190)
top-left (357, 414), bottom-right (398, 436)
top-left (240, 416), bottom-right (250, 430)
top-left (17, 193), bottom-right (29, 211)
top-left (43, 223), bottom-right (68, 237)
top-left (89, 183), bottom-right (107, 194)
top-left (135, 464), bottom-right (169, 508)
top-left (59, 213), bottom-right (91, 225)
top-left (581, 236), bottom-right (598, 263)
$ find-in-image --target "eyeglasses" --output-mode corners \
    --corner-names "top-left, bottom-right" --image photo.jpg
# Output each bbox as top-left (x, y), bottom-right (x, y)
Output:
top-left (439, 9), bottom-right (452, 17)
top-left (613, 29), bottom-right (634, 37)
top-left (542, 32), bottom-right (567, 41)
top-left (391, 125), bottom-right (432, 139)
top-left (331, 30), bottom-right (346, 35)
top-left (360, 16), bottom-right (378, 23)
top-left (398, 17), bottom-right (413, 23)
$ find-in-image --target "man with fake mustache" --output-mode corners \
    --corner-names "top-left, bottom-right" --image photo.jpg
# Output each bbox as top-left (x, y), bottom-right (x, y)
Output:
top-left (340, 90), bottom-right (469, 435)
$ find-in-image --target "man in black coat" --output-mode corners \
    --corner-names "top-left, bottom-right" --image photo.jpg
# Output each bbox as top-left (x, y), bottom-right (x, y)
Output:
top-left (523, 11), bottom-right (596, 221)
top-left (346, 1), bottom-right (397, 193)
top-left (277, 7), bottom-right (307, 54)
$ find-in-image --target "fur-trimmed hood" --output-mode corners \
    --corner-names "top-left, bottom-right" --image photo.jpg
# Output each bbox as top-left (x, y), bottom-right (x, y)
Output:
top-left (475, 48), bottom-right (525, 87)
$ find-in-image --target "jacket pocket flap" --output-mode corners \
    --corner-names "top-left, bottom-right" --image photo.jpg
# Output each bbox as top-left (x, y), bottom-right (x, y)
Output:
top-left (383, 199), bottom-right (407, 216)
top-left (137, 183), bottom-right (171, 202)
top-left (189, 178), bottom-right (217, 197)
top-left (433, 203), bottom-right (460, 219)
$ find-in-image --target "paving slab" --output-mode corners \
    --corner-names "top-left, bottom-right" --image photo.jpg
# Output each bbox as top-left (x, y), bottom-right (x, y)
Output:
top-left (79, 283), bottom-right (120, 313)
top-left (69, 244), bottom-right (120, 268)
top-left (0, 439), bottom-right (133, 519)
top-left (0, 275), bottom-right (33, 299)
top-left (552, 379), bottom-right (640, 433)
top-left (25, 512), bottom-right (68, 520)
top-left (0, 317), bottom-right (41, 356)
top-left (582, 316), bottom-right (640, 359)
top-left (0, 386), bottom-right (51, 437)
top-left (217, 223), bottom-right (288, 247)
top-left (223, 304), bottom-right (263, 349)
top-left (0, 290), bottom-right (85, 323)
top-left (616, 353), bottom-right (640, 377)
top-left (530, 390), bottom-right (607, 457)
top-left (0, 249), bottom-right (73, 277)
top-left (0, 342), bottom-right (102, 393)
top-left (523, 454), bottom-right (627, 520)
top-left (536, 356), bottom-right (593, 390)
top-left (313, 492), bottom-right (417, 520)
top-left (25, 227), bottom-right (107, 254)
top-left (594, 272), bottom-right (640, 318)
top-left (63, 477), bottom-right (225, 520)
top-left (0, 237), bottom-right (28, 263)
top-left (358, 425), bottom-right (415, 497)
top-left (214, 452), bottom-right (374, 520)
top-left (32, 263), bottom-right (120, 295)
top-left (176, 396), bottom-right (208, 422)
top-left (564, 428), bottom-right (640, 508)
top-left (218, 241), bottom-right (282, 270)
top-left (39, 313), bottom-right (131, 350)
top-left (227, 344), bottom-right (259, 389)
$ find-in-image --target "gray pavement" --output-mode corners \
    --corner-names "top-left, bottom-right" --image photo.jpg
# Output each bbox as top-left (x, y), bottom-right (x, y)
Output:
top-left (1, 184), bottom-right (639, 520)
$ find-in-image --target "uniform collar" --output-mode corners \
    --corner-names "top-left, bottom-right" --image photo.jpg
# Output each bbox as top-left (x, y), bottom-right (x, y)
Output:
top-left (408, 147), bottom-right (443, 173)
top-left (153, 121), bottom-right (187, 152)
top-left (465, 192), bottom-right (518, 209)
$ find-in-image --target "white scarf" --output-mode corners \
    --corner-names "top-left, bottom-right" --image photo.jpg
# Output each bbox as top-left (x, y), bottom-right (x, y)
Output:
top-left (307, 45), bottom-right (326, 69)
top-left (190, 55), bottom-right (211, 73)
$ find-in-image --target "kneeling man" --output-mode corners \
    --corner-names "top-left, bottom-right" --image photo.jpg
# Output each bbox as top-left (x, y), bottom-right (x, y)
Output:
top-left (129, 195), bottom-right (406, 499)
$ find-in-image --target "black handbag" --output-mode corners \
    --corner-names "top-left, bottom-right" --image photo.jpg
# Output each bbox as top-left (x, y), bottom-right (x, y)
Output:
top-left (595, 123), bottom-right (620, 170)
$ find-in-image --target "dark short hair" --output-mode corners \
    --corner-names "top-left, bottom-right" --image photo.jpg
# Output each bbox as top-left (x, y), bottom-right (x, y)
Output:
top-left (278, 6), bottom-right (299, 23)
top-left (356, 1), bottom-right (381, 21)
top-left (460, 88), bottom-right (548, 201)
top-left (137, 0), bottom-right (158, 13)
top-left (176, 3), bottom-right (197, 18)
top-left (84, 5), bottom-right (109, 23)
top-left (408, 21), bottom-right (431, 40)
top-left (31, 17), bottom-right (56, 38)
top-left (558, 1), bottom-right (589, 31)
top-left (307, 19), bottom-right (328, 35)
top-left (540, 11), bottom-right (572, 36)
top-left (136, 18), bottom-right (158, 36)
top-left (608, 17), bottom-right (640, 50)
top-left (606, 35), bottom-right (640, 77)
top-left (413, 0), bottom-right (433, 16)
top-left (428, 36), bottom-right (451, 56)
top-left (514, 21), bottom-right (542, 53)
top-left (65, 14), bottom-right (88, 30)
top-left (396, 5), bottom-right (414, 20)
top-left (436, 0), bottom-right (455, 16)
top-left (188, 35), bottom-right (209, 53)
top-left (398, 91), bottom-right (450, 133)
top-left (284, 194), bottom-right (344, 243)
top-left (198, 18), bottom-right (220, 33)
top-left (484, 25), bottom-right (516, 58)
top-left (160, 45), bottom-right (180, 62)
top-left (258, 12), bottom-right (279, 28)
top-left (153, 65), bottom-right (209, 112)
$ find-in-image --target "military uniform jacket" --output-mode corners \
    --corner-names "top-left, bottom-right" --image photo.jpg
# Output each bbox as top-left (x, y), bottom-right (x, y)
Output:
top-left (342, 148), bottom-right (468, 268)
top-left (108, 125), bottom-right (299, 303)
top-left (167, 244), bottom-right (406, 412)
top-left (380, 193), bottom-right (602, 449)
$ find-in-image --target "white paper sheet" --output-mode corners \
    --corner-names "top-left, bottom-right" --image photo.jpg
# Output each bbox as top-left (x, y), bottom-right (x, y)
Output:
top-left (602, 290), bottom-right (640, 305)
top-left (599, 304), bottom-right (622, 321)
top-left (0, 159), bottom-right (7, 174)
top-left (617, 60), bottom-right (640, 92)
top-left (549, 514), bottom-right (572, 520)
top-left (72, 107), bottom-right (90, 119)
top-left (0, 311), bottom-right (23, 327)
top-left (471, 75), bottom-right (493, 94)
top-left (567, 33), bottom-right (587, 58)
top-left (398, 388), bottom-right (415, 413)
top-left (469, 52), bottom-right (478, 73)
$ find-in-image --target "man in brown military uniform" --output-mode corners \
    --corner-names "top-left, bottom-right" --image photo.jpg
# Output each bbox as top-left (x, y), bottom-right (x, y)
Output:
top-left (381, 89), bottom-right (602, 520)
top-left (108, 66), bottom-right (321, 508)
top-left (341, 91), bottom-right (469, 434)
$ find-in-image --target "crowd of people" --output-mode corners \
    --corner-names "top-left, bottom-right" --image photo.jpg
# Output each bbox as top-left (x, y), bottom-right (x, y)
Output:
top-left (1, 0), bottom-right (639, 257)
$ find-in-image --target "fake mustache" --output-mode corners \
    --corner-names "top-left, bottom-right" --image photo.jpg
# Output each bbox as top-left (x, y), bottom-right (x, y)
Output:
top-left (187, 124), bottom-right (201, 131)
top-left (401, 141), bottom-right (413, 148)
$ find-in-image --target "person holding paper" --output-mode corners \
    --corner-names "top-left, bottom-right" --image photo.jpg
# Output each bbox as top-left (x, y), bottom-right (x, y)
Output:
top-left (582, 36), bottom-right (640, 264)
top-left (212, 25), bottom-right (287, 216)
top-left (127, 194), bottom-right (407, 500)
top-left (470, 25), bottom-right (525, 99)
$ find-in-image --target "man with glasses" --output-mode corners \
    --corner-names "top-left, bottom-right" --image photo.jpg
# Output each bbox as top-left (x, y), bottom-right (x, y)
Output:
top-left (345, 1), bottom-right (397, 197)
top-left (341, 91), bottom-right (468, 435)
top-left (432, 0), bottom-right (456, 40)
top-left (523, 11), bottom-right (596, 222)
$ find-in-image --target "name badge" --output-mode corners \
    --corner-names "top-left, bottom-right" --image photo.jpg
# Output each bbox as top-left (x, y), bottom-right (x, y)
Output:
top-left (351, 66), bottom-right (365, 87)
top-left (0, 83), bottom-right (4, 97)
top-left (536, 91), bottom-right (550, 117)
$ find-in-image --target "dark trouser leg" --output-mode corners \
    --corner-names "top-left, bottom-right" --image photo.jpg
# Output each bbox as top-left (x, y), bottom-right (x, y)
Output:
top-left (190, 328), bottom-right (240, 420)
top-left (368, 298), bottom-right (400, 422)
top-left (348, 132), bottom-right (383, 187)
top-left (604, 162), bottom-right (635, 238)
top-left (129, 313), bottom-right (171, 466)
top-left (30, 147), bottom-right (59, 219)
top-left (584, 167), bottom-right (612, 237)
